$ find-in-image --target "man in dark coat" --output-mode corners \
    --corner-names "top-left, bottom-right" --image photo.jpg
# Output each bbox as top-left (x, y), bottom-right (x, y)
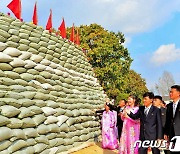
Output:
top-left (116, 99), bottom-right (127, 141)
top-left (153, 95), bottom-right (168, 154)
top-left (164, 85), bottom-right (180, 154)
top-left (153, 95), bottom-right (167, 132)
top-left (126, 92), bottom-right (163, 154)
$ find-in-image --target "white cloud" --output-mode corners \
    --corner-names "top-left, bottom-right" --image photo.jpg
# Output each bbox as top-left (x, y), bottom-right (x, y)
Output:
top-left (151, 44), bottom-right (180, 66)
top-left (82, 0), bottom-right (180, 35)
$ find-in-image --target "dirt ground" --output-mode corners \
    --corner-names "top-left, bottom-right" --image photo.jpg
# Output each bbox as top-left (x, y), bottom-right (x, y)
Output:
top-left (72, 142), bottom-right (118, 154)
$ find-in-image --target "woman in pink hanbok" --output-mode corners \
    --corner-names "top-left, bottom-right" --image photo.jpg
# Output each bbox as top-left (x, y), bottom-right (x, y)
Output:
top-left (112, 109), bottom-right (118, 139)
top-left (101, 103), bottom-right (118, 150)
top-left (119, 95), bottom-right (140, 154)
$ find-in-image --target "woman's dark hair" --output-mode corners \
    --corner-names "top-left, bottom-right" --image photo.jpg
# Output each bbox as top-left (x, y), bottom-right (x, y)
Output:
top-left (129, 95), bottom-right (140, 106)
top-left (106, 103), bottom-right (113, 111)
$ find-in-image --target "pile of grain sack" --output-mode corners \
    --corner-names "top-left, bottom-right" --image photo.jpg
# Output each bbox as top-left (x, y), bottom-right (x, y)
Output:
top-left (0, 13), bottom-right (106, 154)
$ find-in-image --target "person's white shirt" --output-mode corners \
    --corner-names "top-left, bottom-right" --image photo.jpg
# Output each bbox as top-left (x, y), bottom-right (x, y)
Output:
top-left (173, 99), bottom-right (180, 116)
top-left (120, 106), bottom-right (125, 112)
top-left (144, 104), bottom-right (152, 116)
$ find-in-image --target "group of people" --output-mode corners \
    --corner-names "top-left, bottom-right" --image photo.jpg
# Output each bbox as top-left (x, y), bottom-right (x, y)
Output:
top-left (97, 85), bottom-right (180, 154)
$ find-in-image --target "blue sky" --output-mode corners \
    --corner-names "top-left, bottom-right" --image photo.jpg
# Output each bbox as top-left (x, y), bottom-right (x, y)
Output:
top-left (0, 0), bottom-right (180, 90)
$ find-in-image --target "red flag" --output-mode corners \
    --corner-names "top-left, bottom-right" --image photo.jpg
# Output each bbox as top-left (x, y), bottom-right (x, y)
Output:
top-left (75, 29), bottom-right (80, 45)
top-left (70, 23), bottom-right (75, 42)
top-left (58, 18), bottom-right (66, 38)
top-left (7, 0), bottom-right (22, 20)
top-left (32, 2), bottom-right (38, 25)
top-left (46, 9), bottom-right (52, 31)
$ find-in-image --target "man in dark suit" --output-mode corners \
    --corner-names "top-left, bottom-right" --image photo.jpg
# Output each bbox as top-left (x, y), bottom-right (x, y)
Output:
top-left (126, 92), bottom-right (163, 154)
top-left (153, 95), bottom-right (167, 132)
top-left (153, 95), bottom-right (168, 154)
top-left (116, 99), bottom-right (127, 141)
top-left (164, 85), bottom-right (180, 154)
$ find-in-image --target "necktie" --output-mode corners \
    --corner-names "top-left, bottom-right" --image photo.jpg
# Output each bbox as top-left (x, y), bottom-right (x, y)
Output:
top-left (173, 103), bottom-right (176, 117)
top-left (144, 108), bottom-right (148, 116)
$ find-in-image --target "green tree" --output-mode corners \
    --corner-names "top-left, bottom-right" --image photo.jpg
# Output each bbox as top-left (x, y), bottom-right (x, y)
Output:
top-left (67, 24), bottom-right (148, 102)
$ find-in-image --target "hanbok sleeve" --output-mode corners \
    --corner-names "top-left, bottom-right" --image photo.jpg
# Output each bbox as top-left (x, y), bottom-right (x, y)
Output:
top-left (101, 111), bottom-right (109, 132)
top-left (121, 112), bottom-right (125, 121)
top-left (110, 111), bottom-right (116, 128)
top-left (128, 107), bottom-right (140, 123)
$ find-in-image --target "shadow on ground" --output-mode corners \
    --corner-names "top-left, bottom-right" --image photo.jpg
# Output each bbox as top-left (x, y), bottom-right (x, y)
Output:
top-left (72, 142), bottom-right (118, 154)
